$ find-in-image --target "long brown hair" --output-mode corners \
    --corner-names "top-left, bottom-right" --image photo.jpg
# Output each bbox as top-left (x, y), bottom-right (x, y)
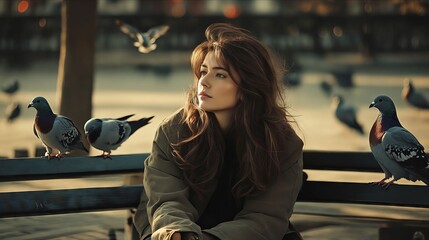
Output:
top-left (172, 23), bottom-right (295, 198)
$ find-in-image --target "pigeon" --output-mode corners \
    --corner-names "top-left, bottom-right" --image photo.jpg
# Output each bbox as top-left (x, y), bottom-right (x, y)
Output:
top-left (369, 95), bottom-right (429, 188)
top-left (84, 114), bottom-right (154, 158)
top-left (28, 96), bottom-right (89, 159)
top-left (283, 72), bottom-right (301, 87)
top-left (332, 69), bottom-right (354, 88)
top-left (116, 19), bottom-right (169, 54)
top-left (283, 64), bottom-right (302, 87)
top-left (331, 95), bottom-right (364, 135)
top-left (5, 102), bottom-right (21, 122)
top-left (2, 79), bottom-right (19, 96)
top-left (320, 80), bottom-right (333, 96)
top-left (401, 78), bottom-right (429, 110)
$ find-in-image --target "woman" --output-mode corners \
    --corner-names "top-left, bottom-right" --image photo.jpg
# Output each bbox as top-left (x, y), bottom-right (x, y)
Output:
top-left (134, 23), bottom-right (303, 240)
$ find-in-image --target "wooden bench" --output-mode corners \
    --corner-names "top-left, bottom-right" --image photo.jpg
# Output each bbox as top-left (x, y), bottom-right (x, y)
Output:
top-left (1, 151), bottom-right (429, 239)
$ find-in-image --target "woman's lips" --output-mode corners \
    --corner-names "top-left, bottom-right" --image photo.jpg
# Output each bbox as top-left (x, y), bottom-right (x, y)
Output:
top-left (198, 92), bottom-right (212, 99)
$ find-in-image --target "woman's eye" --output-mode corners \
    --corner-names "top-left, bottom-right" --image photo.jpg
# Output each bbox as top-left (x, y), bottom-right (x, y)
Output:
top-left (216, 73), bottom-right (226, 78)
top-left (199, 70), bottom-right (207, 76)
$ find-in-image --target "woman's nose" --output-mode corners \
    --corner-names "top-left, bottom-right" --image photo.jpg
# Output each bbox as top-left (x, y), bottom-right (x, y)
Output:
top-left (199, 75), bottom-right (210, 88)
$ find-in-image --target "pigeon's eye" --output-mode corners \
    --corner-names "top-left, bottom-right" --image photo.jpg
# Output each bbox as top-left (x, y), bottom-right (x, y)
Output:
top-left (378, 99), bottom-right (383, 102)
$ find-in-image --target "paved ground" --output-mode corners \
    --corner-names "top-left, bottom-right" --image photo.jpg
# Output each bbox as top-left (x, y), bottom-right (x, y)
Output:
top-left (0, 211), bottom-right (127, 240)
top-left (1, 204), bottom-right (429, 240)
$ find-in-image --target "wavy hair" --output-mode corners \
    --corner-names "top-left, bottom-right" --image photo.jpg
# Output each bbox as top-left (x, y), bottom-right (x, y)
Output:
top-left (172, 23), bottom-right (295, 198)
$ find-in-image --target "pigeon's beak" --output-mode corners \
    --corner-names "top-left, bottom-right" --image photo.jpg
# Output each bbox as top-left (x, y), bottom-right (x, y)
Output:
top-left (369, 102), bottom-right (375, 108)
top-left (27, 102), bottom-right (33, 108)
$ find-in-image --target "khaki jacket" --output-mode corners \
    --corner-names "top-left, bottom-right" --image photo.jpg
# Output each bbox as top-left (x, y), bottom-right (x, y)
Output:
top-left (134, 109), bottom-right (303, 240)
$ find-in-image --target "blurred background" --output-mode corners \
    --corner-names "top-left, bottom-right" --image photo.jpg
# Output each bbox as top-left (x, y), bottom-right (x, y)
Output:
top-left (0, 0), bottom-right (428, 163)
top-left (1, 1), bottom-right (429, 239)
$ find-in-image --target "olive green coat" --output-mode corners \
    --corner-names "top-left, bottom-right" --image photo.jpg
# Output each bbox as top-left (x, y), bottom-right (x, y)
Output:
top-left (134, 109), bottom-right (303, 240)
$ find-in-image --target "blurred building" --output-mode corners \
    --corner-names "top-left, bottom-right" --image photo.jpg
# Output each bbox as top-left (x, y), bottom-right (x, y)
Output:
top-left (0, 0), bottom-right (429, 62)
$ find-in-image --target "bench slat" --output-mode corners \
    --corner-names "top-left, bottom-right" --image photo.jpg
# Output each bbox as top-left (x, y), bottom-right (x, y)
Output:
top-left (0, 151), bottom-right (394, 182)
top-left (0, 154), bottom-right (148, 182)
top-left (2, 181), bottom-right (428, 218)
top-left (298, 181), bottom-right (429, 208)
top-left (303, 151), bottom-right (382, 172)
top-left (0, 185), bottom-right (144, 218)
top-left (0, 151), bottom-right (383, 182)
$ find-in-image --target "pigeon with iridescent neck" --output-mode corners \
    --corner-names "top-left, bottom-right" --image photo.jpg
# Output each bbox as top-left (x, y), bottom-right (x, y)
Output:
top-left (84, 114), bottom-right (154, 158)
top-left (369, 95), bottom-right (429, 188)
top-left (28, 96), bottom-right (88, 159)
top-left (401, 78), bottom-right (429, 110)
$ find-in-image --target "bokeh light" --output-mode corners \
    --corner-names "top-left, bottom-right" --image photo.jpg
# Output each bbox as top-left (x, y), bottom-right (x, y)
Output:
top-left (38, 18), bottom-right (47, 28)
top-left (17, 0), bottom-right (29, 14)
top-left (223, 4), bottom-right (240, 19)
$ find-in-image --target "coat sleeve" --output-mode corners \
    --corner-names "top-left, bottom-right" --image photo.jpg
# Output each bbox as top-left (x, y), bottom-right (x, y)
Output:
top-left (143, 124), bottom-right (203, 240)
top-left (203, 139), bottom-right (304, 240)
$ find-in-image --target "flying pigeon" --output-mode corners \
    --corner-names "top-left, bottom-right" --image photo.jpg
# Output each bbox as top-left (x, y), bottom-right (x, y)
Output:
top-left (369, 95), bottom-right (429, 188)
top-left (331, 95), bottom-right (364, 135)
top-left (2, 79), bottom-right (19, 96)
top-left (5, 102), bottom-right (21, 122)
top-left (28, 96), bottom-right (89, 159)
top-left (401, 78), bottom-right (429, 110)
top-left (116, 19), bottom-right (169, 54)
top-left (84, 114), bottom-right (154, 158)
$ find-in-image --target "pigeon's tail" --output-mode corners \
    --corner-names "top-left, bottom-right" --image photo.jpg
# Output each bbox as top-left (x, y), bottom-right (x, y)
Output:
top-left (413, 96), bottom-right (429, 109)
top-left (415, 169), bottom-right (429, 186)
top-left (355, 123), bottom-right (365, 135)
top-left (406, 168), bottom-right (429, 186)
top-left (350, 120), bottom-right (364, 135)
top-left (129, 116), bottom-right (154, 136)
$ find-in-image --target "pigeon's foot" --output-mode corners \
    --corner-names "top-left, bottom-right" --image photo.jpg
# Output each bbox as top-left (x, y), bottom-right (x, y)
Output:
top-left (381, 180), bottom-right (397, 189)
top-left (96, 152), bottom-right (112, 159)
top-left (43, 152), bottom-right (54, 160)
top-left (54, 153), bottom-right (63, 159)
top-left (370, 178), bottom-right (388, 186)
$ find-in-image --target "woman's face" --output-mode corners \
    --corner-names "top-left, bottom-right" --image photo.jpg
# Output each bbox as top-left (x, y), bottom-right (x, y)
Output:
top-left (197, 51), bottom-right (240, 117)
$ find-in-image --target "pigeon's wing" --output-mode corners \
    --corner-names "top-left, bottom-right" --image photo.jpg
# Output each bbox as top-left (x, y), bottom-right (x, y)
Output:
top-left (54, 116), bottom-right (83, 149)
top-left (33, 123), bottom-right (39, 139)
top-left (116, 114), bottom-right (134, 121)
top-left (411, 92), bottom-right (429, 109)
top-left (100, 120), bottom-right (131, 148)
top-left (147, 25), bottom-right (169, 43)
top-left (336, 106), bottom-right (356, 124)
top-left (383, 126), bottom-right (424, 149)
top-left (116, 19), bottom-right (140, 40)
top-left (382, 126), bottom-right (429, 184)
top-left (113, 121), bottom-right (131, 145)
top-left (99, 114), bottom-right (134, 122)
